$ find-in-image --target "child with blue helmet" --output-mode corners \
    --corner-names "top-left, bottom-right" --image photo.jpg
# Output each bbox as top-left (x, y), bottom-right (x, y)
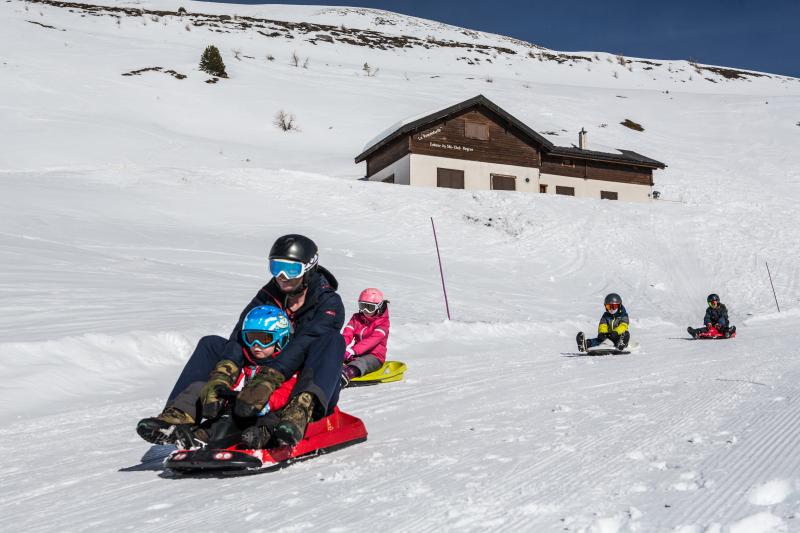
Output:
top-left (137, 305), bottom-right (296, 449)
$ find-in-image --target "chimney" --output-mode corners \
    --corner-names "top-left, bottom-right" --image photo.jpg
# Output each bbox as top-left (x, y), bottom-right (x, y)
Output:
top-left (578, 128), bottom-right (587, 150)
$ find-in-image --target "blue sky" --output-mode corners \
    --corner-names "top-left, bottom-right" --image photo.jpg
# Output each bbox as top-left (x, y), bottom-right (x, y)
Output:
top-left (200, 0), bottom-right (800, 77)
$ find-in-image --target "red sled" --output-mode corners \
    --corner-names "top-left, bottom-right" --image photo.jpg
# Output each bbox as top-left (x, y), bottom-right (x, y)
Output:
top-left (165, 407), bottom-right (367, 474)
top-left (693, 325), bottom-right (736, 339)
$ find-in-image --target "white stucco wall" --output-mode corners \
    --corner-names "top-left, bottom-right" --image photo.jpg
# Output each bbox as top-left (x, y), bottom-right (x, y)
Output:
top-left (408, 154), bottom-right (540, 192)
top-left (539, 172), bottom-right (653, 202)
top-left (368, 154), bottom-right (411, 185)
top-left (365, 153), bottom-right (653, 202)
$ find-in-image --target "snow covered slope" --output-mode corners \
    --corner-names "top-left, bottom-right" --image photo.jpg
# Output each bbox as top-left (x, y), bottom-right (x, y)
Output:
top-left (1, 1), bottom-right (800, 532)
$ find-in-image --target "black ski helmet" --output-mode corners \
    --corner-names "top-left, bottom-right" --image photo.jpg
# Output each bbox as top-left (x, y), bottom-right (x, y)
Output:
top-left (269, 234), bottom-right (318, 266)
top-left (604, 293), bottom-right (622, 306)
top-left (268, 234), bottom-right (319, 294)
top-left (707, 293), bottom-right (720, 304)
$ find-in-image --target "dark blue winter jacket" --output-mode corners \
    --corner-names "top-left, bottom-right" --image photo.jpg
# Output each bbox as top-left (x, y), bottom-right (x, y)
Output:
top-left (229, 266), bottom-right (345, 376)
top-left (703, 303), bottom-right (729, 327)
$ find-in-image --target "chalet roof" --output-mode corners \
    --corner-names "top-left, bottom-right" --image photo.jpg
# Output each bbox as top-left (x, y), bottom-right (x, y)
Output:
top-left (354, 94), bottom-right (666, 169)
top-left (550, 147), bottom-right (666, 169)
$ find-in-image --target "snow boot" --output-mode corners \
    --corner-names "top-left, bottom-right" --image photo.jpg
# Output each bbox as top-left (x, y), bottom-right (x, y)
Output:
top-left (240, 425), bottom-right (272, 449)
top-left (340, 365), bottom-right (359, 388)
top-left (136, 406), bottom-right (196, 445)
top-left (724, 325), bottom-right (736, 339)
top-left (687, 326), bottom-right (698, 339)
top-left (576, 332), bottom-right (587, 352)
top-left (274, 392), bottom-right (316, 447)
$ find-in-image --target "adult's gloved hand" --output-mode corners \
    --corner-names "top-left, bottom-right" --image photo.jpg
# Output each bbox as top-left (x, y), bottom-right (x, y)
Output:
top-left (199, 359), bottom-right (240, 419)
top-left (235, 366), bottom-right (286, 418)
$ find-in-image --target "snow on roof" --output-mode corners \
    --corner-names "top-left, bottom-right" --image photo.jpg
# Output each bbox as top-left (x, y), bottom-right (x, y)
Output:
top-left (361, 104), bottom-right (454, 153)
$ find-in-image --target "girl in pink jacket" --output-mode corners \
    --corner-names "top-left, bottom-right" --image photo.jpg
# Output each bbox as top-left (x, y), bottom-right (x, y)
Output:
top-left (341, 288), bottom-right (390, 386)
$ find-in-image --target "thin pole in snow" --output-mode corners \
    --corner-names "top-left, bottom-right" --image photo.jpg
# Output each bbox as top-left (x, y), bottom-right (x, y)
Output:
top-left (766, 261), bottom-right (780, 313)
top-left (430, 217), bottom-right (451, 320)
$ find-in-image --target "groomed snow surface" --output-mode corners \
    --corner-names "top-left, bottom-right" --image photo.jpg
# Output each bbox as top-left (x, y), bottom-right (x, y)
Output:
top-left (2, 1), bottom-right (800, 532)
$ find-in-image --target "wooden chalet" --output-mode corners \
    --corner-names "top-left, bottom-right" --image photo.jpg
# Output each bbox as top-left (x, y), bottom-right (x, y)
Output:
top-left (354, 95), bottom-right (666, 202)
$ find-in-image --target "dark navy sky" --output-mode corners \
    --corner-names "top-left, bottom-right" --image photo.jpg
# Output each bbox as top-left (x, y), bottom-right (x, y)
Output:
top-left (200, 0), bottom-right (799, 78)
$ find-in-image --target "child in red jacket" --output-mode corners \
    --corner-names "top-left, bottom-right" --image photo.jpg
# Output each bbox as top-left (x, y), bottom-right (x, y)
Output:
top-left (341, 288), bottom-right (390, 386)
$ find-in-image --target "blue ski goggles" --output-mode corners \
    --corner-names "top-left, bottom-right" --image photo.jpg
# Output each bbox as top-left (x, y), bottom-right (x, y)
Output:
top-left (242, 330), bottom-right (279, 349)
top-left (269, 258), bottom-right (305, 280)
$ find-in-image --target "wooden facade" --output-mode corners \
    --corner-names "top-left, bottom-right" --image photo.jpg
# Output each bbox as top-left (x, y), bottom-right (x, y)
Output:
top-left (407, 109), bottom-right (541, 168)
top-left (355, 95), bottom-right (665, 201)
top-left (367, 135), bottom-right (409, 176)
top-left (541, 154), bottom-right (654, 186)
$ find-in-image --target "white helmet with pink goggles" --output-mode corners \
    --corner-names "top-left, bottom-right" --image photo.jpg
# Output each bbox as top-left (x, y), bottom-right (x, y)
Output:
top-left (358, 288), bottom-right (385, 314)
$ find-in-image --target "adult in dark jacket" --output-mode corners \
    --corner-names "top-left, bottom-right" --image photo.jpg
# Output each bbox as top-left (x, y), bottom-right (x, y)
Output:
top-left (136, 234), bottom-right (345, 448)
top-left (688, 293), bottom-right (736, 338)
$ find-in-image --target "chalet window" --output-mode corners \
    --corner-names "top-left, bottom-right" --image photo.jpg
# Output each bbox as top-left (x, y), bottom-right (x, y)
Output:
top-left (437, 168), bottom-right (465, 189)
top-left (491, 174), bottom-right (516, 191)
top-left (465, 121), bottom-right (489, 140)
top-left (560, 159), bottom-right (575, 168)
top-left (382, 174), bottom-right (395, 184)
top-left (556, 186), bottom-right (575, 196)
top-left (539, 184), bottom-right (548, 193)
top-left (600, 190), bottom-right (618, 200)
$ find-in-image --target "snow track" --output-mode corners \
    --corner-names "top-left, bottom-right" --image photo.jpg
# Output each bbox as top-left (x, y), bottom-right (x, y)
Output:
top-left (4, 321), bottom-right (800, 532)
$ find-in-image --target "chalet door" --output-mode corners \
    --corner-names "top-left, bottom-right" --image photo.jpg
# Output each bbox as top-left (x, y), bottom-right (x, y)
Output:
top-left (491, 174), bottom-right (516, 191)
top-left (437, 168), bottom-right (465, 189)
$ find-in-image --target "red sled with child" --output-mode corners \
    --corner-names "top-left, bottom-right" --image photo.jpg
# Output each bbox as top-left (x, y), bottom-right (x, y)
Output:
top-left (165, 404), bottom-right (367, 474)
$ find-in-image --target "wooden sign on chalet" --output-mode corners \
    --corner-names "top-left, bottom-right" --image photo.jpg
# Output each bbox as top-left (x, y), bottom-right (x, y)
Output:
top-left (354, 94), bottom-right (666, 202)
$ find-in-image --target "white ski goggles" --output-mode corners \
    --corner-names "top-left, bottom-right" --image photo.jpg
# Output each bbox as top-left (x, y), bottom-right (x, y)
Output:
top-left (358, 301), bottom-right (382, 314)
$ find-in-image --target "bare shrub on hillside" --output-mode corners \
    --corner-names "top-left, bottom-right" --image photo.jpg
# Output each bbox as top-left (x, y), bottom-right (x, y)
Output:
top-left (290, 51), bottom-right (300, 67)
top-left (266, 54), bottom-right (275, 61)
top-left (274, 110), bottom-right (299, 132)
top-left (616, 54), bottom-right (627, 66)
top-left (362, 62), bottom-right (378, 77)
top-left (302, 57), bottom-right (309, 69)
top-left (232, 48), bottom-right (242, 60)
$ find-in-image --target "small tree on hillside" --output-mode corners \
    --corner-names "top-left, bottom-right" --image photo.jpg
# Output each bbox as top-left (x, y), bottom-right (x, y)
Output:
top-left (199, 45), bottom-right (227, 78)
